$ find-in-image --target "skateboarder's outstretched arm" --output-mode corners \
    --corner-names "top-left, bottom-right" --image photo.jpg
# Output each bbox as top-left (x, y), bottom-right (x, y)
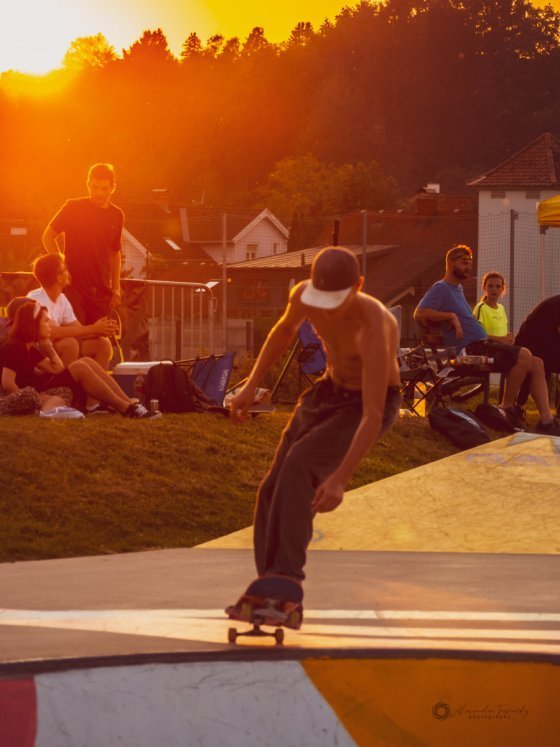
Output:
top-left (230, 284), bottom-right (307, 423)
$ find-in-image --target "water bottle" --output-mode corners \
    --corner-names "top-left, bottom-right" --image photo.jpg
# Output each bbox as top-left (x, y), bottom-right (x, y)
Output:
top-left (455, 354), bottom-right (494, 366)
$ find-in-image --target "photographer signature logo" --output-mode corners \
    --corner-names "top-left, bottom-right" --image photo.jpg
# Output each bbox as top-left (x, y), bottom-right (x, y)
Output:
top-left (432, 702), bottom-right (529, 722)
top-left (432, 702), bottom-right (451, 720)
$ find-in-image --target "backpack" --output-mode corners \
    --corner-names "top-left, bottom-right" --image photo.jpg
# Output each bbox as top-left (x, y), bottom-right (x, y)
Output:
top-left (474, 403), bottom-right (516, 433)
top-left (428, 406), bottom-right (491, 450)
top-left (144, 360), bottom-right (225, 414)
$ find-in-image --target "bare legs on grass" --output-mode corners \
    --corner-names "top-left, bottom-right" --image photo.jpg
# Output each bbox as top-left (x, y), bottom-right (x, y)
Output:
top-left (68, 357), bottom-right (132, 414)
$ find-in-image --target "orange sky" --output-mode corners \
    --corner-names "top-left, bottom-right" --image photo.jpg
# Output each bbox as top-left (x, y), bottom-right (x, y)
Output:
top-left (0, 0), bottom-right (355, 74)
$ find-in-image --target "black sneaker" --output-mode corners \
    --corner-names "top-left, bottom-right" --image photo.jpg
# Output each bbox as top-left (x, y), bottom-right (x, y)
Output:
top-left (502, 406), bottom-right (527, 431)
top-left (122, 403), bottom-right (162, 420)
top-left (535, 418), bottom-right (560, 437)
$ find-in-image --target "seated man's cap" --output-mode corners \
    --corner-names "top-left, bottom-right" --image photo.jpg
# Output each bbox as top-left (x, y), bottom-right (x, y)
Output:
top-left (6, 296), bottom-right (35, 324)
top-left (301, 246), bottom-right (360, 310)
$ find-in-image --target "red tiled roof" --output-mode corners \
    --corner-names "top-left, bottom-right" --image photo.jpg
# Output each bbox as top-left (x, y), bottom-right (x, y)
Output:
top-left (467, 132), bottom-right (560, 189)
top-left (334, 210), bottom-right (479, 304)
top-left (122, 204), bottom-right (217, 266)
top-left (183, 206), bottom-right (262, 243)
top-left (122, 203), bottom-right (287, 263)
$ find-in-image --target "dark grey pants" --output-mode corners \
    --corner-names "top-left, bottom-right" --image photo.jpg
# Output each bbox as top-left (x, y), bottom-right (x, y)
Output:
top-left (253, 378), bottom-right (401, 581)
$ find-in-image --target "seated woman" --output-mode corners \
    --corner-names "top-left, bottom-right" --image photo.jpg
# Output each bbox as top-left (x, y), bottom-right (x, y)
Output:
top-left (0, 299), bottom-right (160, 419)
top-left (473, 272), bottom-right (513, 344)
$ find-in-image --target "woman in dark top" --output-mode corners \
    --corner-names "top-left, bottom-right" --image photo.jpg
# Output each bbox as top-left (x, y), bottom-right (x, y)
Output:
top-left (0, 300), bottom-right (71, 415)
top-left (0, 300), bottom-right (160, 419)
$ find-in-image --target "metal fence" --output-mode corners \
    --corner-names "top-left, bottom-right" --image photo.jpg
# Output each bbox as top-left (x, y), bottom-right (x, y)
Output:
top-left (478, 210), bottom-right (560, 334)
top-left (144, 279), bottom-right (216, 361)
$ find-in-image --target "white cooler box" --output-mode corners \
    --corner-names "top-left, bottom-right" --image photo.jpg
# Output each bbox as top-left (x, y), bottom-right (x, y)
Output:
top-left (113, 361), bottom-right (163, 398)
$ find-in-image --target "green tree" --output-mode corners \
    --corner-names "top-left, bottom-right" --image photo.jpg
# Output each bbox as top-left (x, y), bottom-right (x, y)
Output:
top-left (180, 32), bottom-right (203, 62)
top-left (259, 155), bottom-right (396, 219)
top-left (333, 161), bottom-right (397, 212)
top-left (258, 154), bottom-right (333, 219)
top-left (123, 29), bottom-right (175, 65)
top-left (62, 34), bottom-right (117, 71)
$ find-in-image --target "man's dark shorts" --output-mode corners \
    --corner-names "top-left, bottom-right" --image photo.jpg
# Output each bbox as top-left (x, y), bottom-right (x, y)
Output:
top-left (465, 339), bottom-right (520, 374)
top-left (64, 285), bottom-right (112, 325)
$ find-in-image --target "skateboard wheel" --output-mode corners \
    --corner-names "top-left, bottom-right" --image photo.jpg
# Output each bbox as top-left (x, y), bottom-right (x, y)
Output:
top-left (274, 628), bottom-right (284, 645)
top-left (228, 627), bottom-right (238, 644)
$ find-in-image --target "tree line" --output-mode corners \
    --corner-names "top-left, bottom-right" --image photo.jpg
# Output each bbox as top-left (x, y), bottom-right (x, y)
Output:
top-left (1, 0), bottom-right (559, 224)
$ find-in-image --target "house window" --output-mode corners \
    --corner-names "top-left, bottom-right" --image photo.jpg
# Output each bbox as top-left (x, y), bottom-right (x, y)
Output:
top-left (526, 190), bottom-right (541, 200)
top-left (246, 243), bottom-right (258, 260)
top-left (272, 243), bottom-right (279, 255)
top-left (490, 191), bottom-right (506, 199)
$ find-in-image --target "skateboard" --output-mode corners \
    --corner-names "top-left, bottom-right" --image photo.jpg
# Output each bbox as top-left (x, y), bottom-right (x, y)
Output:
top-left (224, 384), bottom-right (276, 417)
top-left (218, 403), bottom-right (277, 418)
top-left (247, 403), bottom-right (276, 417)
top-left (226, 575), bottom-right (303, 645)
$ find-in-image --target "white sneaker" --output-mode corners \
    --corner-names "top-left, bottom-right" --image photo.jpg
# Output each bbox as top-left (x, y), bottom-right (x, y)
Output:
top-left (122, 403), bottom-right (162, 420)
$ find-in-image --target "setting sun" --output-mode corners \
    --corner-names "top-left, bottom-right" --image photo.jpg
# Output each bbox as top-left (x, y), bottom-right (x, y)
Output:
top-left (1, 0), bottom-right (352, 74)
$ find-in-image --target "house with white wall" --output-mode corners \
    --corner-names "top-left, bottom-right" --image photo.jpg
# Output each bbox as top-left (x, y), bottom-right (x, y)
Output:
top-left (121, 203), bottom-right (289, 281)
top-left (182, 207), bottom-right (289, 265)
top-left (467, 132), bottom-right (560, 332)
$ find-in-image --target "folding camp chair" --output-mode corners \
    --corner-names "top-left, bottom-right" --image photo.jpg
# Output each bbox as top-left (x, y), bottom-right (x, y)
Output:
top-left (387, 305), bottom-right (440, 416)
top-left (398, 345), bottom-right (450, 415)
top-left (418, 322), bottom-right (492, 405)
top-left (270, 320), bottom-right (326, 401)
top-left (296, 320), bottom-right (327, 388)
top-left (177, 352), bottom-right (235, 406)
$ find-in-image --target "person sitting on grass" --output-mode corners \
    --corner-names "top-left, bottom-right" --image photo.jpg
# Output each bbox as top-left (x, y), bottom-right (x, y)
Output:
top-left (27, 253), bottom-right (118, 370)
top-left (414, 244), bottom-right (560, 436)
top-left (0, 298), bottom-right (160, 419)
top-left (27, 253), bottom-right (119, 413)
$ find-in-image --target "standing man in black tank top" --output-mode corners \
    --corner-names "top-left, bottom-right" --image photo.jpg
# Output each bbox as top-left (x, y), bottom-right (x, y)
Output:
top-left (42, 163), bottom-right (124, 325)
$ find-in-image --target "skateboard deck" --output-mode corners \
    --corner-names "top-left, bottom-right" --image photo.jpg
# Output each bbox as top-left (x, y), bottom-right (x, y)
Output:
top-left (224, 385), bottom-right (275, 417)
top-left (247, 403), bottom-right (276, 416)
top-left (226, 575), bottom-right (303, 645)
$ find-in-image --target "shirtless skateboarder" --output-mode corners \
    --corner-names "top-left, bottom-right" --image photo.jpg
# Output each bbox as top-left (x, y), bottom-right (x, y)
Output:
top-left (227, 246), bottom-right (401, 628)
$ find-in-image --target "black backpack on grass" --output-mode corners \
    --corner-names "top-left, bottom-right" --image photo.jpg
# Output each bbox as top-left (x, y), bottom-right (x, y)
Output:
top-left (428, 406), bottom-right (490, 450)
top-left (144, 360), bottom-right (220, 413)
top-left (474, 403), bottom-right (516, 433)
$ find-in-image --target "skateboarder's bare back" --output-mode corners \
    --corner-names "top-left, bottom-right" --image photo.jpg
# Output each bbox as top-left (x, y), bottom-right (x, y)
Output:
top-left (227, 247), bottom-right (401, 631)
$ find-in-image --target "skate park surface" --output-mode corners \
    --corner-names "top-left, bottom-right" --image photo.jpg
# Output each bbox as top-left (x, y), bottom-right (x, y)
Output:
top-left (1, 433), bottom-right (559, 746)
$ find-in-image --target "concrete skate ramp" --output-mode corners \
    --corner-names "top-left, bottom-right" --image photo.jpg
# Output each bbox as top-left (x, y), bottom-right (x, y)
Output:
top-left (199, 433), bottom-right (560, 554)
top-left (2, 653), bottom-right (559, 746)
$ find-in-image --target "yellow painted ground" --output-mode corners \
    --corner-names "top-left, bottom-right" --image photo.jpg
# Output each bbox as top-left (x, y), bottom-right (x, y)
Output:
top-left (198, 433), bottom-right (560, 554)
top-left (303, 657), bottom-right (560, 747)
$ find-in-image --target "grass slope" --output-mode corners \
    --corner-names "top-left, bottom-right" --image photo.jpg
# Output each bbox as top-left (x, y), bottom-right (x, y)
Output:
top-left (0, 410), bottom-right (459, 562)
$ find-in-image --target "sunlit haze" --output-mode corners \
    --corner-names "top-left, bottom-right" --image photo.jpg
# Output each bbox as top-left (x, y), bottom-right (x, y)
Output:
top-left (0, 0), bottom-right (354, 74)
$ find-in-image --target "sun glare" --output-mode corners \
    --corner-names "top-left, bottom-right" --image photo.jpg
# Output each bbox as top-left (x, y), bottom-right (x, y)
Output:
top-left (0, 0), bottom-right (131, 74)
top-left (0, 0), bottom-right (356, 76)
